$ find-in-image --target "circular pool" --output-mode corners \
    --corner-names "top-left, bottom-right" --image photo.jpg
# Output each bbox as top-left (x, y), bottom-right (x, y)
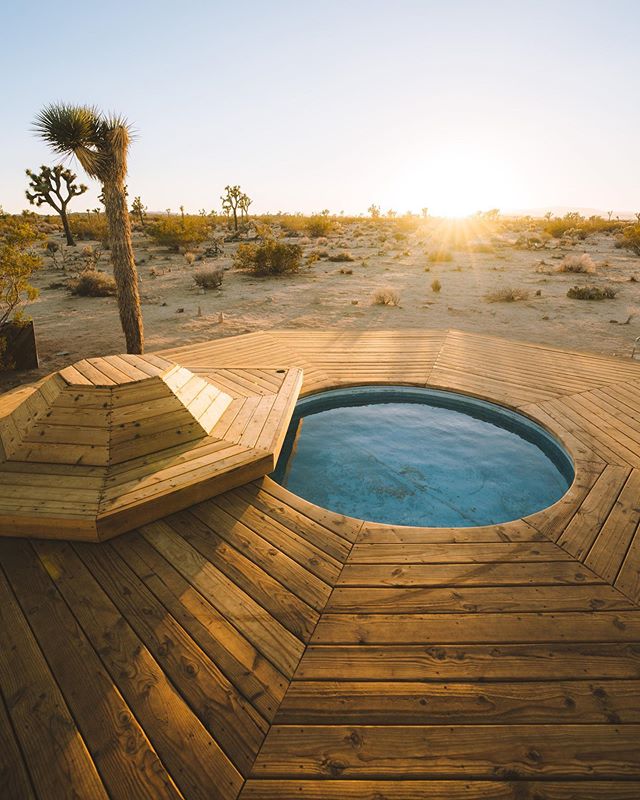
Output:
top-left (272, 386), bottom-right (574, 527)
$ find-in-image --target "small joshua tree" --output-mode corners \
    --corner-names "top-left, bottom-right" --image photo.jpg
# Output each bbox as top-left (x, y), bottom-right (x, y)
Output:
top-left (25, 165), bottom-right (87, 246)
top-left (131, 196), bottom-right (147, 228)
top-left (221, 185), bottom-right (246, 231)
top-left (368, 204), bottom-right (381, 219)
top-left (239, 192), bottom-right (252, 223)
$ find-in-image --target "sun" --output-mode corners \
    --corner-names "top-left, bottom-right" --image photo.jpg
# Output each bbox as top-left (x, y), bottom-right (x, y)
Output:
top-left (386, 149), bottom-right (517, 218)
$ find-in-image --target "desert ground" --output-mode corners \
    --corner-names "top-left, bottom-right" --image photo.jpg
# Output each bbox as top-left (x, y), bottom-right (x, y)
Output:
top-left (3, 218), bottom-right (639, 390)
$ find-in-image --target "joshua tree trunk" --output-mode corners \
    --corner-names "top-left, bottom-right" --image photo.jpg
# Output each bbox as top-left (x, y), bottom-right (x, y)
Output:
top-left (60, 205), bottom-right (76, 247)
top-left (102, 179), bottom-right (144, 354)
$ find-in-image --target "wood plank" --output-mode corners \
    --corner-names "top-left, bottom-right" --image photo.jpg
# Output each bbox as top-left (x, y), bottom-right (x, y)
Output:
top-left (275, 680), bottom-right (640, 724)
top-left (75, 541), bottom-right (267, 777)
top-left (141, 520), bottom-right (304, 676)
top-left (239, 779), bottom-right (640, 799)
top-left (347, 542), bottom-right (573, 564)
top-left (311, 612), bottom-right (640, 645)
top-left (337, 561), bottom-right (605, 587)
top-left (0, 688), bottom-right (35, 800)
top-left (0, 540), bottom-right (182, 800)
top-left (0, 562), bottom-right (108, 799)
top-left (34, 540), bottom-right (243, 800)
top-left (114, 532), bottom-right (288, 720)
top-left (326, 584), bottom-right (633, 614)
top-left (251, 724), bottom-right (640, 778)
top-left (297, 643), bottom-right (640, 681)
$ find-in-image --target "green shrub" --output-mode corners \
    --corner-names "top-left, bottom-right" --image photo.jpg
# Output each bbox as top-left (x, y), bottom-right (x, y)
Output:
top-left (194, 267), bottom-right (224, 289)
top-left (306, 214), bottom-right (333, 238)
top-left (0, 214), bottom-right (43, 325)
top-left (71, 214), bottom-right (109, 244)
top-left (621, 224), bottom-right (640, 256)
top-left (68, 269), bottom-right (117, 297)
top-left (146, 216), bottom-right (211, 250)
top-left (567, 285), bottom-right (617, 300)
top-left (234, 239), bottom-right (302, 276)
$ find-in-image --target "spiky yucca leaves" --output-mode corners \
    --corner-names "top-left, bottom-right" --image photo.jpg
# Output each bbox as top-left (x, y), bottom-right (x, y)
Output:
top-left (25, 164), bottom-right (87, 246)
top-left (33, 103), bottom-right (144, 353)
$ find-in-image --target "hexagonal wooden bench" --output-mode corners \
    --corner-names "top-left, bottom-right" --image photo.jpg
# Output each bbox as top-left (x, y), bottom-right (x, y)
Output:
top-left (0, 354), bottom-right (302, 541)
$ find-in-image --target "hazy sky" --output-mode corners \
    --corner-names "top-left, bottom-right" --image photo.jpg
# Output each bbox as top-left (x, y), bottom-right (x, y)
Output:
top-left (2, 0), bottom-right (638, 216)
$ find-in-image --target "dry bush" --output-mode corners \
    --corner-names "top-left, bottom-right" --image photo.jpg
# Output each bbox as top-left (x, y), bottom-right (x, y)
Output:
top-left (306, 214), bottom-right (333, 238)
top-left (71, 215), bottom-right (109, 245)
top-left (68, 269), bottom-right (116, 297)
top-left (193, 267), bottom-right (224, 289)
top-left (557, 253), bottom-right (596, 274)
top-left (184, 251), bottom-right (196, 266)
top-left (621, 224), bottom-right (640, 255)
top-left (234, 239), bottom-right (302, 276)
top-left (567, 285), bottom-right (617, 300)
top-left (146, 216), bottom-right (211, 251)
top-left (372, 286), bottom-right (400, 306)
top-left (485, 287), bottom-right (530, 303)
top-left (431, 279), bottom-right (442, 292)
top-left (428, 249), bottom-right (453, 263)
top-left (327, 251), bottom-right (355, 262)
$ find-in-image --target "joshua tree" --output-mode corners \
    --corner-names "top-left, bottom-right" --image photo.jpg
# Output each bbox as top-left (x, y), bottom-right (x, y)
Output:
top-left (25, 165), bottom-right (87, 246)
top-left (221, 185), bottom-right (246, 231)
top-left (131, 196), bottom-right (147, 228)
top-left (421, 207), bottom-right (429, 219)
top-left (239, 192), bottom-right (252, 222)
top-left (33, 103), bottom-right (144, 353)
top-left (368, 204), bottom-right (381, 219)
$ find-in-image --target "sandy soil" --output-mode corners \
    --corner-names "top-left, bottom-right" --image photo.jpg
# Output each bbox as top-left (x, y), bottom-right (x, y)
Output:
top-left (3, 221), bottom-right (639, 390)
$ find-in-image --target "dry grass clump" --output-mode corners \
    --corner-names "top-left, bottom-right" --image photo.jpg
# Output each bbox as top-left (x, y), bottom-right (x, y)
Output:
top-left (68, 269), bottom-right (117, 297)
top-left (372, 286), bottom-right (400, 306)
top-left (193, 267), bottom-right (224, 290)
top-left (327, 251), bottom-right (355, 262)
top-left (567, 285), bottom-right (617, 300)
top-left (485, 287), bottom-right (530, 303)
top-left (428, 249), bottom-right (453, 263)
top-left (557, 253), bottom-right (596, 274)
top-left (431, 279), bottom-right (442, 292)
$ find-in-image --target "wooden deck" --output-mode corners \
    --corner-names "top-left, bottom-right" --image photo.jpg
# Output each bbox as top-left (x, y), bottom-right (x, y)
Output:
top-left (2, 329), bottom-right (640, 799)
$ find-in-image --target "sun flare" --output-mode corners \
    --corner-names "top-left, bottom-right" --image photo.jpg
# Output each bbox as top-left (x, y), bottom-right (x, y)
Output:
top-left (388, 149), bottom-right (518, 218)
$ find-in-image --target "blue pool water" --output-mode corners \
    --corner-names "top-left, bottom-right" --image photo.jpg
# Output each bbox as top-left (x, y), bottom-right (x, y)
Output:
top-left (272, 386), bottom-right (574, 527)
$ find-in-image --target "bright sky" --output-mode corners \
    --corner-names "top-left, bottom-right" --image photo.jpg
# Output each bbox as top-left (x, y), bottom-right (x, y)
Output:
top-left (2, 0), bottom-right (638, 217)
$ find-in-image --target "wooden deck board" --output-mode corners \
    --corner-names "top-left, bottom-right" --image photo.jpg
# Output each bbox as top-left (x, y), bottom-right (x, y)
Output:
top-left (2, 328), bottom-right (640, 797)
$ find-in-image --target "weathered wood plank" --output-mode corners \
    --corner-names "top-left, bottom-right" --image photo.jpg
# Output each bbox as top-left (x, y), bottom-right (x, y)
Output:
top-left (251, 724), bottom-right (640, 778)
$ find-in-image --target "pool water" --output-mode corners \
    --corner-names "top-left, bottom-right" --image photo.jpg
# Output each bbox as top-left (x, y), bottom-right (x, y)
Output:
top-left (272, 386), bottom-right (574, 527)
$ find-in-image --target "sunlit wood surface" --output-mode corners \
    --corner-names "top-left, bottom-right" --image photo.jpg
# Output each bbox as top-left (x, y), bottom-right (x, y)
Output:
top-left (2, 329), bottom-right (640, 799)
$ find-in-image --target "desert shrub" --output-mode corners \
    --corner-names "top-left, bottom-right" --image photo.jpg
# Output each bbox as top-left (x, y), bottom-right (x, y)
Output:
top-left (557, 253), bottom-right (596, 274)
top-left (193, 267), bottom-right (224, 289)
top-left (0, 214), bottom-right (43, 325)
top-left (428, 249), bottom-right (453, 263)
top-left (567, 285), bottom-right (617, 300)
top-left (621, 224), bottom-right (640, 256)
top-left (68, 269), bottom-right (117, 297)
top-left (327, 251), bottom-right (355, 262)
top-left (485, 287), bottom-right (530, 302)
top-left (234, 239), bottom-right (302, 276)
top-left (372, 286), bottom-right (400, 306)
top-left (514, 233), bottom-right (544, 250)
top-left (71, 214), bottom-right (109, 244)
top-left (306, 214), bottom-right (333, 238)
top-left (146, 215), bottom-right (211, 250)
top-left (431, 279), bottom-right (441, 292)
